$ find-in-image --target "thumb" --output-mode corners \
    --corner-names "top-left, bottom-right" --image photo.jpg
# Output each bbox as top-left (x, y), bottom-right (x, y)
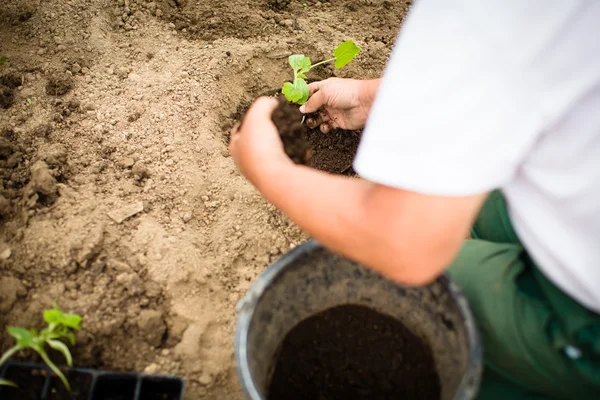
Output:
top-left (299, 89), bottom-right (327, 114)
top-left (245, 96), bottom-right (278, 124)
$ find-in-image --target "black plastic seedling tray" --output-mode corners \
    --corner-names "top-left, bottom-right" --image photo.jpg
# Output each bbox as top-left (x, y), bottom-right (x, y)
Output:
top-left (0, 361), bottom-right (184, 400)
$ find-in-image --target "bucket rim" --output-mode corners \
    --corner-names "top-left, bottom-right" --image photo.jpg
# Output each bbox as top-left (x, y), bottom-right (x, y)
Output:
top-left (234, 239), bottom-right (482, 400)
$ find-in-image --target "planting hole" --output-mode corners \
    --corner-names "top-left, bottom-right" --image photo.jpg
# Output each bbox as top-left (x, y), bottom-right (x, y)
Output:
top-left (91, 374), bottom-right (137, 400)
top-left (139, 376), bottom-right (184, 400)
top-left (0, 363), bottom-right (48, 400)
top-left (268, 304), bottom-right (441, 400)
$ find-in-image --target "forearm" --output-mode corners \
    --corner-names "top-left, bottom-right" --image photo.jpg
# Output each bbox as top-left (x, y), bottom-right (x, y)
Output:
top-left (254, 161), bottom-right (444, 285)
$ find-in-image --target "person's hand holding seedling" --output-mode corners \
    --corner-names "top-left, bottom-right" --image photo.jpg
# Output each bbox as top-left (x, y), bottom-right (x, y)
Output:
top-left (300, 78), bottom-right (381, 133)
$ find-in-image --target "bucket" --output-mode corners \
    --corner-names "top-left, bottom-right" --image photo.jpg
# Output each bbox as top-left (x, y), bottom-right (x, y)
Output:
top-left (235, 240), bottom-right (482, 400)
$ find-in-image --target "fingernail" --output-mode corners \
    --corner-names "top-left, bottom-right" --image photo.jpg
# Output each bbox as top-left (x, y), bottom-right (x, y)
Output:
top-left (299, 105), bottom-right (305, 113)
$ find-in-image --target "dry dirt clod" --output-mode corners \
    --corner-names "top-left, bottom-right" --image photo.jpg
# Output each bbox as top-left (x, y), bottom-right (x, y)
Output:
top-left (132, 161), bottom-right (149, 180)
top-left (137, 309), bottom-right (166, 347)
top-left (0, 195), bottom-right (10, 216)
top-left (29, 160), bottom-right (58, 196)
top-left (0, 277), bottom-right (25, 312)
top-left (45, 73), bottom-right (73, 96)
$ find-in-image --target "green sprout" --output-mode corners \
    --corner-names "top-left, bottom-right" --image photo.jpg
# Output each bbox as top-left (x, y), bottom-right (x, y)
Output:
top-left (0, 57), bottom-right (7, 65)
top-left (0, 305), bottom-right (82, 391)
top-left (282, 40), bottom-right (361, 105)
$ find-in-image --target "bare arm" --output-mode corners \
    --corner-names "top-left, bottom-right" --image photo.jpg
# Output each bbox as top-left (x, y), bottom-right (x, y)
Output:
top-left (229, 97), bottom-right (486, 285)
top-left (254, 160), bottom-right (485, 284)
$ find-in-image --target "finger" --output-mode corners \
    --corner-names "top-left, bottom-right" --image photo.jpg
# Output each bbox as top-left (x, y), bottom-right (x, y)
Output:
top-left (299, 88), bottom-right (327, 114)
top-left (230, 121), bottom-right (240, 137)
top-left (307, 80), bottom-right (323, 96)
top-left (320, 123), bottom-right (331, 134)
top-left (246, 96), bottom-right (278, 122)
top-left (228, 129), bottom-right (239, 158)
top-left (306, 114), bottom-right (322, 129)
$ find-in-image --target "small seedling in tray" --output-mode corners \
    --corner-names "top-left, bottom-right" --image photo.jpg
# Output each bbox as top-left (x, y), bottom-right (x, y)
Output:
top-left (281, 40), bottom-right (361, 105)
top-left (0, 305), bottom-right (82, 391)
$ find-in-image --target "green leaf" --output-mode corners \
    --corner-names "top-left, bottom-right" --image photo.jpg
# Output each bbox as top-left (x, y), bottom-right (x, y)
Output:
top-left (44, 308), bottom-right (62, 324)
top-left (0, 57), bottom-right (7, 65)
top-left (333, 40), bottom-right (361, 69)
top-left (7, 327), bottom-right (36, 347)
top-left (288, 55), bottom-right (311, 73)
top-left (282, 81), bottom-right (302, 103)
top-left (0, 378), bottom-right (17, 387)
top-left (44, 307), bottom-right (82, 330)
top-left (47, 339), bottom-right (73, 367)
top-left (295, 78), bottom-right (310, 105)
top-left (61, 313), bottom-right (82, 330)
top-left (288, 54), bottom-right (305, 70)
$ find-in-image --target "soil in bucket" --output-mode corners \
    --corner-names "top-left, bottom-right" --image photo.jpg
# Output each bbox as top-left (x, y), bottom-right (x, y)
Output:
top-left (268, 304), bottom-right (441, 400)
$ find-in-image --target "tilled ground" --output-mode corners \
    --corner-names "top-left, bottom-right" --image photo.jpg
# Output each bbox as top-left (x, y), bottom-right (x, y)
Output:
top-left (0, 0), bottom-right (409, 398)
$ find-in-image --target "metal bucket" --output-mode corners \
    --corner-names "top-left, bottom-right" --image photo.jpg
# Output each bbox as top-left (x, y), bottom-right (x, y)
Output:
top-left (235, 240), bottom-right (482, 400)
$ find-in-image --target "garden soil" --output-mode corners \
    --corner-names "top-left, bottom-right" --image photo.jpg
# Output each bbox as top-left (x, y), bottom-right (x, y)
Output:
top-left (0, 0), bottom-right (410, 398)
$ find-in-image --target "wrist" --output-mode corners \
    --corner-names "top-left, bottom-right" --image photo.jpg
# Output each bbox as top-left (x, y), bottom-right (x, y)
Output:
top-left (358, 79), bottom-right (381, 113)
top-left (251, 152), bottom-right (296, 194)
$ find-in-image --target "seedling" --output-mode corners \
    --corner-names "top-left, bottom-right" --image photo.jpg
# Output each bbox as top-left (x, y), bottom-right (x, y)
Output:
top-left (0, 57), bottom-right (7, 65)
top-left (282, 40), bottom-right (360, 105)
top-left (0, 305), bottom-right (82, 391)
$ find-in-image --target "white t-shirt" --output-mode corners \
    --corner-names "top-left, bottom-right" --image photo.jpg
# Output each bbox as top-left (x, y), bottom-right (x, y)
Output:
top-left (354, 0), bottom-right (600, 312)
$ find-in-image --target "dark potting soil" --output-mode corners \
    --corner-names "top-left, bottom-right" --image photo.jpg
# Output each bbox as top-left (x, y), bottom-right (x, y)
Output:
top-left (270, 95), bottom-right (311, 165)
top-left (270, 95), bottom-right (361, 174)
top-left (268, 304), bottom-right (441, 400)
top-left (229, 94), bottom-right (361, 175)
top-left (0, 364), bottom-right (47, 400)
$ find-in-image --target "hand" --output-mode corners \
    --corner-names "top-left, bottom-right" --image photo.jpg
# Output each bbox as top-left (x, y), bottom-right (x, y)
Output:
top-left (299, 78), bottom-right (379, 133)
top-left (229, 97), bottom-right (293, 186)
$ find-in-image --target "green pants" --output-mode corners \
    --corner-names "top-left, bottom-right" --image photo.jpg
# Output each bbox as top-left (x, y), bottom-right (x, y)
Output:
top-left (448, 191), bottom-right (600, 400)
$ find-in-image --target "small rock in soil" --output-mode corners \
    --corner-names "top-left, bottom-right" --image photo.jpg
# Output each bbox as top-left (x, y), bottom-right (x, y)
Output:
top-left (144, 363), bottom-right (160, 374)
top-left (120, 157), bottom-right (135, 168)
top-left (0, 247), bottom-right (11, 260)
top-left (107, 201), bottom-right (144, 224)
top-left (198, 373), bottom-right (213, 386)
top-left (137, 309), bottom-right (166, 347)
